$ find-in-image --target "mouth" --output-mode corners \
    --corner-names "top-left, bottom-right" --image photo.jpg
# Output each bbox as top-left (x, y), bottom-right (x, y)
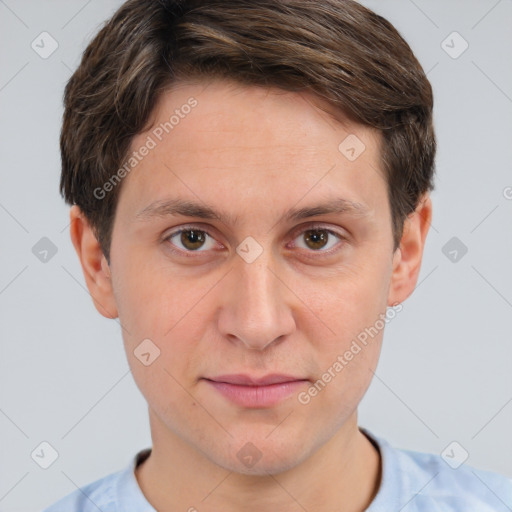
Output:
top-left (202, 374), bottom-right (309, 408)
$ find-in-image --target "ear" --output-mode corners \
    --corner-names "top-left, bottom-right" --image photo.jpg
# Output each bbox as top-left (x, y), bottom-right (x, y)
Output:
top-left (387, 193), bottom-right (433, 306)
top-left (69, 205), bottom-right (118, 319)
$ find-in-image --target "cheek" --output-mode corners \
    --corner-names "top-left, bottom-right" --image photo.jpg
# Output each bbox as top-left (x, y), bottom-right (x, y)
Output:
top-left (297, 257), bottom-right (390, 405)
top-left (306, 258), bottom-right (391, 347)
top-left (120, 296), bottom-right (207, 418)
top-left (301, 320), bottom-right (384, 419)
top-left (112, 249), bottom-right (203, 337)
top-left (127, 354), bottom-right (205, 443)
top-left (111, 261), bottom-right (210, 402)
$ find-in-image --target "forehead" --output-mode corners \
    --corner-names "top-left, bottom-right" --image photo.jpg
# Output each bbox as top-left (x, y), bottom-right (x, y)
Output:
top-left (117, 79), bottom-right (387, 226)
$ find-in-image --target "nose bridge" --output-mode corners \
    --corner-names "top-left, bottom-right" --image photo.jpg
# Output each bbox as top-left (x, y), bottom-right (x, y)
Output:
top-left (218, 243), bottom-right (295, 350)
top-left (240, 257), bottom-right (278, 317)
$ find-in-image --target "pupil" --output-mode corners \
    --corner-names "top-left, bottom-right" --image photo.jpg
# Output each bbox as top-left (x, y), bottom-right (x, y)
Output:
top-left (305, 229), bottom-right (327, 250)
top-left (181, 230), bottom-right (205, 250)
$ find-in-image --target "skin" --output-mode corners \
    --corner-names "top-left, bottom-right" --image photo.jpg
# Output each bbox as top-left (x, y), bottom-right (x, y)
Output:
top-left (70, 79), bottom-right (432, 511)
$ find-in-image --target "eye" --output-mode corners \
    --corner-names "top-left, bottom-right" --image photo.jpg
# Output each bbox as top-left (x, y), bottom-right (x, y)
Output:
top-left (290, 225), bottom-right (345, 254)
top-left (165, 227), bottom-right (218, 253)
top-left (163, 223), bottom-right (346, 257)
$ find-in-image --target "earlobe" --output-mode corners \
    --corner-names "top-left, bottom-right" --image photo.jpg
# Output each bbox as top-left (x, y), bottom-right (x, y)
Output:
top-left (69, 205), bottom-right (118, 319)
top-left (387, 194), bottom-right (433, 307)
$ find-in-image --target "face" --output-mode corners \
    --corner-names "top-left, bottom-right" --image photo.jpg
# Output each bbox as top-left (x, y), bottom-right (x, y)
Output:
top-left (74, 79), bottom-right (430, 475)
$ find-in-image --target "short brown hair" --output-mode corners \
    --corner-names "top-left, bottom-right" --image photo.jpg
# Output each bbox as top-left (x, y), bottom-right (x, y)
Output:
top-left (60, 0), bottom-right (435, 262)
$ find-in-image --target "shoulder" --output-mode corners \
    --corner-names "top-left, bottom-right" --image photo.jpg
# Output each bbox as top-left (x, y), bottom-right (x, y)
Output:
top-left (363, 428), bottom-right (512, 511)
top-left (41, 469), bottom-right (122, 512)
top-left (396, 445), bottom-right (512, 510)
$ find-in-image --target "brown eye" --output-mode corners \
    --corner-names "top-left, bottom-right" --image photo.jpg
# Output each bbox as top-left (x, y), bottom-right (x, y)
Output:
top-left (291, 226), bottom-right (345, 254)
top-left (167, 228), bottom-right (217, 252)
top-left (303, 229), bottom-right (329, 250)
top-left (179, 230), bottom-right (206, 250)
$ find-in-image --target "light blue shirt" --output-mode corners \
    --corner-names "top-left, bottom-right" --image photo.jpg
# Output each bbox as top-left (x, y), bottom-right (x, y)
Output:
top-left (41, 427), bottom-right (512, 511)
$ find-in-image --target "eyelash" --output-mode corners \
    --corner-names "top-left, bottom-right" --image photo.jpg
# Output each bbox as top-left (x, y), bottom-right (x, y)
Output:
top-left (163, 223), bottom-right (347, 259)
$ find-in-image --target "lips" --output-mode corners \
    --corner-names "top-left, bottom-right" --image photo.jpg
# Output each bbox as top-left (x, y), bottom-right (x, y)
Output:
top-left (203, 374), bottom-right (309, 408)
top-left (204, 373), bottom-right (307, 386)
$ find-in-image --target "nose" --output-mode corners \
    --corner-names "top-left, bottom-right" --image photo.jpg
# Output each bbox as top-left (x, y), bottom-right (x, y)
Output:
top-left (217, 249), bottom-right (296, 351)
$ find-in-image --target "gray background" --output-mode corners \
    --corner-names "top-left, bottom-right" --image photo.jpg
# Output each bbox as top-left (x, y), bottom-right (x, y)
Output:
top-left (1, 1), bottom-right (511, 510)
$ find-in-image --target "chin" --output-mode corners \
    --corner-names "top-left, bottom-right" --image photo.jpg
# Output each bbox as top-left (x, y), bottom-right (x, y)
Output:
top-left (224, 452), bottom-right (303, 477)
top-left (204, 434), bottom-right (313, 477)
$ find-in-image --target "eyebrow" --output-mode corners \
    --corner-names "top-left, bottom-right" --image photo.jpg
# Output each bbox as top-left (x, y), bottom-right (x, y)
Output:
top-left (134, 197), bottom-right (371, 225)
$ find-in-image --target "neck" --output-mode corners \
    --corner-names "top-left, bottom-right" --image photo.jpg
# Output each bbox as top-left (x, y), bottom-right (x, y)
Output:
top-left (135, 411), bottom-right (382, 512)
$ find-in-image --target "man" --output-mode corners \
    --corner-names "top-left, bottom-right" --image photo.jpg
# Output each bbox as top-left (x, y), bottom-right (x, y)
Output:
top-left (43, 0), bottom-right (512, 510)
